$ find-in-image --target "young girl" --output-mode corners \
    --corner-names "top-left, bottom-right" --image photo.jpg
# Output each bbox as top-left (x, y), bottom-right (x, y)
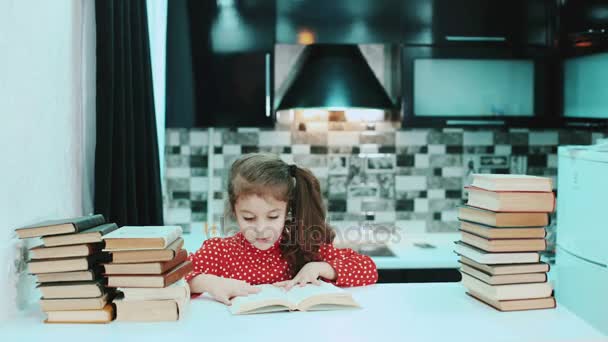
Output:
top-left (186, 153), bottom-right (378, 305)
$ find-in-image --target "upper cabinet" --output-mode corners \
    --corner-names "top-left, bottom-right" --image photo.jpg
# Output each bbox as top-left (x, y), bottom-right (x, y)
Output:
top-left (166, 0), bottom-right (275, 128)
top-left (277, 0), bottom-right (555, 46)
top-left (560, 0), bottom-right (608, 56)
top-left (277, 0), bottom-right (404, 44)
top-left (200, 0), bottom-right (276, 53)
top-left (413, 0), bottom-right (555, 47)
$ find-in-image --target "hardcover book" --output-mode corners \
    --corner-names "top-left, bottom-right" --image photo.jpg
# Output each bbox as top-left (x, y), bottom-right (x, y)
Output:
top-left (16, 215), bottom-right (105, 239)
top-left (42, 223), bottom-right (119, 247)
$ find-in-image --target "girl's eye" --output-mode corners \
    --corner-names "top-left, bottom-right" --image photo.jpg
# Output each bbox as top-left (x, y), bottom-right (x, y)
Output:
top-left (243, 217), bottom-right (255, 221)
top-left (268, 216), bottom-right (279, 220)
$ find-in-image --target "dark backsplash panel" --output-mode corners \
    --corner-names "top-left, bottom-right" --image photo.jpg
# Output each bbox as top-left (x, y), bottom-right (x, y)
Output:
top-left (164, 126), bottom-right (605, 234)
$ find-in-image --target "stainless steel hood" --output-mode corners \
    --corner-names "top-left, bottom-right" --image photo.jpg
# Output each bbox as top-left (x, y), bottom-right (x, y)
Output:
top-left (275, 44), bottom-right (394, 111)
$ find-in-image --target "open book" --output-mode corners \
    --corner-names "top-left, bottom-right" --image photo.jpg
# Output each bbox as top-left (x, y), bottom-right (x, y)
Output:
top-left (229, 282), bottom-right (359, 315)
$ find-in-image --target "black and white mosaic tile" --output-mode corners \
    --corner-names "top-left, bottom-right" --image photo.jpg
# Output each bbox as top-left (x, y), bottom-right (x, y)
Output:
top-left (164, 127), bottom-right (605, 234)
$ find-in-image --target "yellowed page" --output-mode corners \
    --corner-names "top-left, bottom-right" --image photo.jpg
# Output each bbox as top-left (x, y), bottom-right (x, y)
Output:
top-left (229, 285), bottom-right (291, 314)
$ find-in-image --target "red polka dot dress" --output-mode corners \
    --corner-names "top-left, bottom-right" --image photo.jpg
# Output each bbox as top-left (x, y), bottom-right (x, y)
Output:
top-left (185, 232), bottom-right (378, 294)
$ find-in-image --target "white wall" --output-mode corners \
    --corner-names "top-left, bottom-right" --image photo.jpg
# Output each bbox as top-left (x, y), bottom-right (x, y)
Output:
top-left (147, 0), bottom-right (168, 197)
top-left (0, 0), bottom-right (95, 319)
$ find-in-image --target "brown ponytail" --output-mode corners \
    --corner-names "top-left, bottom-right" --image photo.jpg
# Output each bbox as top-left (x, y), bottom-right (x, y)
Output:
top-left (281, 165), bottom-right (335, 275)
top-left (228, 153), bottom-right (335, 275)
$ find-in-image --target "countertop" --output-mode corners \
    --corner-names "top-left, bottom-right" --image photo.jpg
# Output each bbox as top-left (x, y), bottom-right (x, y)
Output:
top-left (184, 232), bottom-right (461, 270)
top-left (3, 283), bottom-right (605, 342)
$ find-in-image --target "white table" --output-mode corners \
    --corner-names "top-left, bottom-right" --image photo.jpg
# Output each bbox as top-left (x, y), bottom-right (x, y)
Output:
top-left (3, 283), bottom-right (605, 342)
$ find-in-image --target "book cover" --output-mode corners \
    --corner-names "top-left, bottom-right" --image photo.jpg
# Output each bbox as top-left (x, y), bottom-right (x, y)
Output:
top-left (40, 292), bottom-right (114, 311)
top-left (458, 256), bottom-right (550, 276)
top-left (109, 238), bottom-right (184, 263)
top-left (470, 174), bottom-right (553, 192)
top-left (37, 280), bottom-right (106, 299)
top-left (103, 226), bottom-right (182, 250)
top-left (459, 220), bottom-right (547, 239)
top-left (44, 304), bottom-right (114, 324)
top-left (103, 249), bottom-right (187, 275)
top-left (459, 264), bottom-right (547, 285)
top-left (467, 291), bottom-right (556, 312)
top-left (114, 299), bottom-right (185, 322)
top-left (458, 206), bottom-right (549, 228)
top-left (453, 242), bottom-right (540, 264)
top-left (465, 186), bottom-right (556, 213)
top-left (28, 253), bottom-right (111, 274)
top-left (460, 231), bottom-right (547, 252)
top-left (16, 214), bottom-right (105, 239)
top-left (461, 272), bottom-right (553, 301)
top-left (42, 223), bottom-right (119, 247)
top-left (119, 279), bottom-right (190, 301)
top-left (106, 261), bottom-right (193, 288)
top-left (35, 267), bottom-right (104, 283)
top-left (30, 242), bottom-right (105, 259)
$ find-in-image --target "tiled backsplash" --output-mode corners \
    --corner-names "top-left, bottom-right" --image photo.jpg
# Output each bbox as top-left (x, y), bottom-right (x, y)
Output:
top-left (164, 126), bottom-right (605, 235)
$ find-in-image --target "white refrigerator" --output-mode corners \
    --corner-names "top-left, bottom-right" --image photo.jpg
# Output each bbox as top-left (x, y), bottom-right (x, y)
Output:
top-left (556, 144), bottom-right (608, 335)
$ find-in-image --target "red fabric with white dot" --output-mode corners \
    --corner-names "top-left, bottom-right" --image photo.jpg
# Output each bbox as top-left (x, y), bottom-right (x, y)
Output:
top-left (185, 232), bottom-right (378, 293)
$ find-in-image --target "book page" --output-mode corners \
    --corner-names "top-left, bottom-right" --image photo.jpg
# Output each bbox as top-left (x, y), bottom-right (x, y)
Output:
top-left (285, 282), bottom-right (347, 305)
top-left (229, 285), bottom-right (290, 314)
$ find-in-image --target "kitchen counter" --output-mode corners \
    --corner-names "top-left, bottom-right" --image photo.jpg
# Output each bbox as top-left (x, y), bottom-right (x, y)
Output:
top-left (372, 233), bottom-right (460, 269)
top-left (185, 232), bottom-right (461, 270)
top-left (3, 283), bottom-right (605, 342)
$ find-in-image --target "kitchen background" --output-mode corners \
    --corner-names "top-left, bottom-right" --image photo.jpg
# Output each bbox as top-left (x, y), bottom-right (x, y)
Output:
top-left (163, 42), bottom-right (606, 237)
top-left (159, 0), bottom-right (608, 273)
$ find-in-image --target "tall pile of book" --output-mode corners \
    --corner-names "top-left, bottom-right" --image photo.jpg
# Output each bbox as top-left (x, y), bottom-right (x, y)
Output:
top-left (455, 174), bottom-right (556, 312)
top-left (102, 225), bottom-right (192, 321)
top-left (15, 214), bottom-right (117, 323)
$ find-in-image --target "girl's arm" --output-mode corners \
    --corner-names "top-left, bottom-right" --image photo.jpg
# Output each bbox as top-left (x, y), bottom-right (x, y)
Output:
top-left (185, 238), bottom-right (225, 293)
top-left (186, 238), bottom-right (260, 303)
top-left (319, 244), bottom-right (379, 287)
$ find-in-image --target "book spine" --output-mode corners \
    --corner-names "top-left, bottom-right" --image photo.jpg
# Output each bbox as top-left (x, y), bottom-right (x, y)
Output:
top-left (73, 215), bottom-right (106, 231)
top-left (99, 223), bottom-right (119, 236)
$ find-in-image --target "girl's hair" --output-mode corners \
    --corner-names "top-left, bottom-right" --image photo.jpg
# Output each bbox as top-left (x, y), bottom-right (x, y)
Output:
top-left (228, 153), bottom-right (335, 275)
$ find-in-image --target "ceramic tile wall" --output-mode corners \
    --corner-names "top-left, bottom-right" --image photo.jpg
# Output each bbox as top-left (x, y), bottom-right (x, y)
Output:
top-left (164, 126), bottom-right (605, 235)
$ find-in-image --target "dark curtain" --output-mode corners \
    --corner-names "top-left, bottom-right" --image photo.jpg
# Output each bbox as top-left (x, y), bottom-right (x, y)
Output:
top-left (94, 0), bottom-right (164, 226)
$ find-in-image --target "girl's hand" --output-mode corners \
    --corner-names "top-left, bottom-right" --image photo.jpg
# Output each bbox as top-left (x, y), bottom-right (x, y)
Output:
top-left (273, 262), bottom-right (337, 291)
top-left (194, 274), bottom-right (260, 305)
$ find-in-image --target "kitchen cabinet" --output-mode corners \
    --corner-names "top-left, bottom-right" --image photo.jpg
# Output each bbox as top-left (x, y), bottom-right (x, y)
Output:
top-left (401, 0), bottom-right (554, 47)
top-left (166, 0), bottom-right (275, 128)
top-left (401, 45), bottom-right (560, 127)
top-left (276, 0), bottom-right (404, 44)
top-left (560, 0), bottom-right (608, 57)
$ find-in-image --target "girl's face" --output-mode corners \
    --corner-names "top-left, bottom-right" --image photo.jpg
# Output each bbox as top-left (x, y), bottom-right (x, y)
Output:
top-left (234, 194), bottom-right (287, 250)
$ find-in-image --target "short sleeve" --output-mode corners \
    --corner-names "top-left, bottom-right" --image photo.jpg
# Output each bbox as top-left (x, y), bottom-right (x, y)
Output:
top-left (319, 244), bottom-right (378, 287)
top-left (184, 238), bottom-right (227, 283)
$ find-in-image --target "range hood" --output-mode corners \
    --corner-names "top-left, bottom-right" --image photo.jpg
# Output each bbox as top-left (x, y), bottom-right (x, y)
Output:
top-left (276, 44), bottom-right (394, 111)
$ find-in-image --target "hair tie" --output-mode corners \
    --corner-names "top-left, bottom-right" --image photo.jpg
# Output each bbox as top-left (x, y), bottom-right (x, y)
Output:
top-left (289, 164), bottom-right (297, 177)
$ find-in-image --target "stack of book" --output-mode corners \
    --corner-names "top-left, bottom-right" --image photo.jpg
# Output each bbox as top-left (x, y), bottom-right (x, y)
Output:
top-left (15, 214), bottom-right (117, 323)
top-left (101, 226), bottom-right (193, 321)
top-left (455, 174), bottom-right (556, 312)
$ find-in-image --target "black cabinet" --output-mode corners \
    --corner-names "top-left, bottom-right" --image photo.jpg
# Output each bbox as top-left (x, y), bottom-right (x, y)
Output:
top-left (277, 0), bottom-right (404, 44)
top-left (191, 52), bottom-right (273, 127)
top-left (560, 0), bottom-right (608, 56)
top-left (401, 45), bottom-right (560, 127)
top-left (166, 0), bottom-right (275, 128)
top-left (402, 0), bottom-right (554, 47)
